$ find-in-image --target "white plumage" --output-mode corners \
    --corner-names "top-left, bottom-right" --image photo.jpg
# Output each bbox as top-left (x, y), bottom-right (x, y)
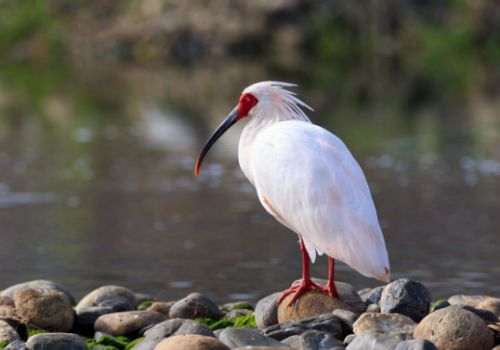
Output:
top-left (195, 81), bottom-right (390, 304)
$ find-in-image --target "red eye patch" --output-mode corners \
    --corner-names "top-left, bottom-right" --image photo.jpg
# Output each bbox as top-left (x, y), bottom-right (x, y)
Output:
top-left (237, 93), bottom-right (258, 119)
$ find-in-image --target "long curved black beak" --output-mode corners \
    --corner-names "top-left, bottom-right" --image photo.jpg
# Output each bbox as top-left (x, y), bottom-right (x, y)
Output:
top-left (194, 107), bottom-right (239, 176)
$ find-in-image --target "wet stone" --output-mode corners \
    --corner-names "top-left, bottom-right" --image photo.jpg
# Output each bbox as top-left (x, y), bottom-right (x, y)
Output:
top-left (367, 304), bottom-right (381, 313)
top-left (98, 298), bottom-right (134, 312)
top-left (94, 310), bottom-right (166, 337)
top-left (74, 306), bottom-right (115, 335)
top-left (263, 313), bottom-right (343, 341)
top-left (413, 305), bottom-right (495, 350)
top-left (218, 327), bottom-right (283, 348)
top-left (133, 318), bottom-right (215, 350)
top-left (346, 331), bottom-right (412, 350)
top-left (154, 334), bottom-right (230, 350)
top-left (76, 285), bottom-right (137, 311)
top-left (13, 288), bottom-right (74, 332)
top-left (353, 312), bottom-right (416, 336)
top-left (0, 320), bottom-right (20, 344)
top-left (4, 340), bottom-right (27, 350)
top-left (281, 330), bottom-right (344, 350)
top-left (332, 309), bottom-right (358, 334)
top-left (394, 339), bottom-right (438, 350)
top-left (1, 280), bottom-right (75, 305)
top-left (169, 293), bottom-right (223, 319)
top-left (343, 334), bottom-right (356, 346)
top-left (380, 279), bottom-right (431, 322)
top-left (25, 333), bottom-right (87, 350)
top-left (358, 286), bottom-right (384, 306)
top-left (255, 292), bottom-right (280, 329)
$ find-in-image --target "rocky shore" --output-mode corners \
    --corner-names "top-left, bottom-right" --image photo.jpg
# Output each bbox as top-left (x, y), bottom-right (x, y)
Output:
top-left (0, 278), bottom-right (499, 350)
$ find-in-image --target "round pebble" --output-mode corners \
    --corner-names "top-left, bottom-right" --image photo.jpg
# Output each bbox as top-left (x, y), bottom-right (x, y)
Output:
top-left (413, 305), bottom-right (494, 350)
top-left (154, 334), bottom-right (230, 350)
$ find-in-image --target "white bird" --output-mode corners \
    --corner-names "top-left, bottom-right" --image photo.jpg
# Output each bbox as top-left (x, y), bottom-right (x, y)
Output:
top-left (195, 81), bottom-right (390, 306)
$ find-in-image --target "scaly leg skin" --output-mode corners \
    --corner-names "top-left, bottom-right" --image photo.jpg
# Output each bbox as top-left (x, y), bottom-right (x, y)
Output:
top-left (277, 239), bottom-right (331, 307)
top-left (325, 257), bottom-right (340, 298)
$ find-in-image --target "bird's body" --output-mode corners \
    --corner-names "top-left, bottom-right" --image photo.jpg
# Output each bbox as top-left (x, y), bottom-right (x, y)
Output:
top-left (195, 81), bottom-right (390, 305)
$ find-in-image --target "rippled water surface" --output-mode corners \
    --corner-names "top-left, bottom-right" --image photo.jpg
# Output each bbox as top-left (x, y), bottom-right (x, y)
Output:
top-left (0, 60), bottom-right (499, 302)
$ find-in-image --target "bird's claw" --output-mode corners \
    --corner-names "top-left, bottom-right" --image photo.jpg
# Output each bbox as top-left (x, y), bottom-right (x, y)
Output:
top-left (277, 278), bottom-right (330, 307)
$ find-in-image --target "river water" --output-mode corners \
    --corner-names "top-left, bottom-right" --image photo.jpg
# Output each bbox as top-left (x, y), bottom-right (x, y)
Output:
top-left (0, 59), bottom-right (499, 302)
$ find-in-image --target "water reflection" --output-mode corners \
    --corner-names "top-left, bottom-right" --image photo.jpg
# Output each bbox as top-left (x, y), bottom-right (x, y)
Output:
top-left (0, 59), bottom-right (499, 302)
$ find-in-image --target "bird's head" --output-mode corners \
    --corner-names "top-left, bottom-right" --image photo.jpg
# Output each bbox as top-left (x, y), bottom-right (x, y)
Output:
top-left (194, 81), bottom-right (312, 176)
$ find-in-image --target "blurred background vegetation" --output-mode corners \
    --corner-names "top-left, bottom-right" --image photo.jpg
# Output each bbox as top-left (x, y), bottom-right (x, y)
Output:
top-left (0, 0), bottom-right (499, 298)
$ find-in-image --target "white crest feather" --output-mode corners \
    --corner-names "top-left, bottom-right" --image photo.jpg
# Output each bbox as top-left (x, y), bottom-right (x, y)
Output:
top-left (243, 81), bottom-right (313, 122)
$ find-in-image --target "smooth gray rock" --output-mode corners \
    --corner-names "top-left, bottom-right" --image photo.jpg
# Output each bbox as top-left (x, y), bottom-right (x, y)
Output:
top-left (25, 333), bottom-right (86, 350)
top-left (98, 299), bottom-right (134, 312)
top-left (133, 318), bottom-right (215, 350)
top-left (281, 330), bottom-right (344, 350)
top-left (343, 334), bottom-right (356, 346)
top-left (74, 306), bottom-right (115, 335)
top-left (380, 279), bottom-right (431, 322)
top-left (169, 293), bottom-right (223, 319)
top-left (263, 313), bottom-right (343, 341)
top-left (395, 339), bottom-right (438, 350)
top-left (353, 312), bottom-right (416, 336)
top-left (1, 280), bottom-right (75, 305)
top-left (332, 309), bottom-right (358, 333)
top-left (0, 320), bottom-right (20, 344)
top-left (255, 293), bottom-right (280, 329)
top-left (359, 286), bottom-right (384, 306)
top-left (4, 340), bottom-right (27, 350)
top-left (76, 285), bottom-right (137, 311)
top-left (347, 332), bottom-right (412, 350)
top-left (225, 309), bottom-right (253, 320)
top-left (219, 327), bottom-right (283, 348)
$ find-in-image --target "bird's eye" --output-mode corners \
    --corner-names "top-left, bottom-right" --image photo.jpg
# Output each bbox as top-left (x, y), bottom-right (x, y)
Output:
top-left (245, 96), bottom-right (251, 103)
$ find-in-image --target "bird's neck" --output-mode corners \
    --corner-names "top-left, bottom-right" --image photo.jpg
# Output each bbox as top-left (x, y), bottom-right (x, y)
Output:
top-left (238, 109), bottom-right (311, 185)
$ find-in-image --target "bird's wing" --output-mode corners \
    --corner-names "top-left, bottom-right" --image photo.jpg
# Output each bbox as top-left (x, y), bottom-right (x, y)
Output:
top-left (250, 121), bottom-right (389, 280)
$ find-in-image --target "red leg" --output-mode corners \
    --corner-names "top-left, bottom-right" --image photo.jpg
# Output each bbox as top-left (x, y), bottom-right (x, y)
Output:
top-left (277, 238), bottom-right (323, 306)
top-left (325, 257), bottom-right (340, 298)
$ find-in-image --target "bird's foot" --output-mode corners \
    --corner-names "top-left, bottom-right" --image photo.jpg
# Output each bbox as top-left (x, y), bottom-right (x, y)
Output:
top-left (323, 281), bottom-right (340, 299)
top-left (277, 278), bottom-right (325, 307)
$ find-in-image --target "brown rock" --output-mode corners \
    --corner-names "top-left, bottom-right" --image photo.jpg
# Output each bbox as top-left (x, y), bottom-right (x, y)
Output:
top-left (95, 310), bottom-right (166, 336)
top-left (448, 294), bottom-right (489, 308)
top-left (278, 290), bottom-right (357, 323)
top-left (0, 305), bottom-right (20, 325)
top-left (154, 334), bottom-right (230, 350)
top-left (0, 296), bottom-right (14, 307)
top-left (414, 305), bottom-right (494, 350)
top-left (13, 288), bottom-right (74, 332)
top-left (147, 301), bottom-right (176, 316)
top-left (476, 298), bottom-right (500, 318)
top-left (353, 312), bottom-right (416, 335)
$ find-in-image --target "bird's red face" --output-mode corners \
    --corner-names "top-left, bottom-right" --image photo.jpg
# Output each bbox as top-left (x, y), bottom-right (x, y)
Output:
top-left (237, 93), bottom-right (258, 119)
top-left (194, 92), bottom-right (258, 176)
